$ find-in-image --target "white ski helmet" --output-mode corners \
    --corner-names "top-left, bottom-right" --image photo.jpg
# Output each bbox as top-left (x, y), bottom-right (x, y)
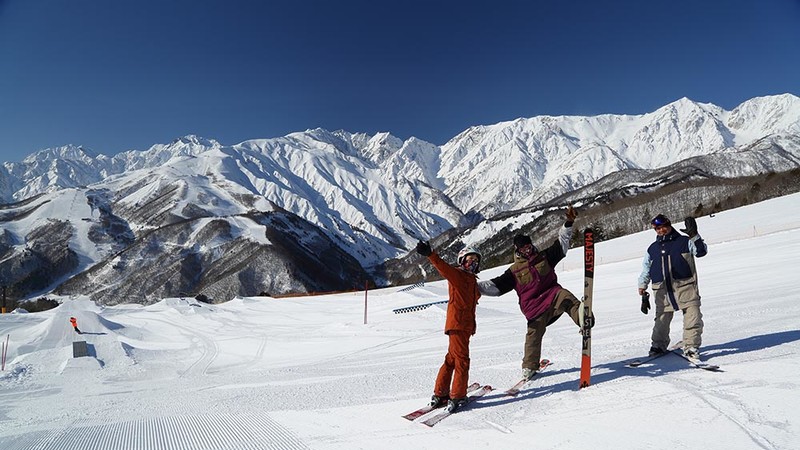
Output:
top-left (458, 246), bottom-right (482, 272)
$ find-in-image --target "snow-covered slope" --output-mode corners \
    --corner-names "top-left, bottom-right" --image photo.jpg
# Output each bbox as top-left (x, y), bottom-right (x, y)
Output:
top-left (1, 192), bottom-right (798, 449)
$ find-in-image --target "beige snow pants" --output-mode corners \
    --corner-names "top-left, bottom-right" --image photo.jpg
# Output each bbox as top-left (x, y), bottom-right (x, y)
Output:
top-left (651, 289), bottom-right (704, 350)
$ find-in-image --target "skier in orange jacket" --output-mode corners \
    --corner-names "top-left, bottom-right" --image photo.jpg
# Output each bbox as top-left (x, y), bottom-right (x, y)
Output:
top-left (416, 240), bottom-right (482, 413)
top-left (69, 317), bottom-right (82, 334)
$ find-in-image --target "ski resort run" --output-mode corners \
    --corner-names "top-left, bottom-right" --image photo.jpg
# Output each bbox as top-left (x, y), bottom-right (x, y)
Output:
top-left (1, 193), bottom-right (799, 449)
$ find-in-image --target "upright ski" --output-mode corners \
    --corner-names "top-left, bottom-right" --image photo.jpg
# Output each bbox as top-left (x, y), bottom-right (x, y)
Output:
top-left (579, 228), bottom-right (595, 389)
top-left (402, 382), bottom-right (480, 421)
top-left (504, 359), bottom-right (553, 396)
top-left (420, 385), bottom-right (493, 427)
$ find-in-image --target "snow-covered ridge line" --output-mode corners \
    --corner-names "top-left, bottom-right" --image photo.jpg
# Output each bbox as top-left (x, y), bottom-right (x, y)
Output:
top-left (0, 94), bottom-right (798, 303)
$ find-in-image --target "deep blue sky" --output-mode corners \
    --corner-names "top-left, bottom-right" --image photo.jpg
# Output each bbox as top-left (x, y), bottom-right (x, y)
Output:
top-left (1, 0), bottom-right (799, 163)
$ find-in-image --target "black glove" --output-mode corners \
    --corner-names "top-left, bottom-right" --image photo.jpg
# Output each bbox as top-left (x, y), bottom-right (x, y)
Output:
top-left (416, 240), bottom-right (432, 257)
top-left (640, 291), bottom-right (651, 314)
top-left (680, 217), bottom-right (698, 237)
top-left (565, 206), bottom-right (577, 225)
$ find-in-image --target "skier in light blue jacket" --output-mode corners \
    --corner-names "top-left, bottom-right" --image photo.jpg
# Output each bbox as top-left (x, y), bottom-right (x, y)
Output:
top-left (638, 214), bottom-right (707, 360)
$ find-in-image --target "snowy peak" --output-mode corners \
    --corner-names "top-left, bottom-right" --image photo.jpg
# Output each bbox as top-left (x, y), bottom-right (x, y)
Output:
top-left (657, 97), bottom-right (725, 116)
top-left (142, 135), bottom-right (222, 161)
top-left (22, 144), bottom-right (99, 164)
top-left (627, 97), bottom-right (733, 166)
top-left (175, 134), bottom-right (221, 147)
top-left (327, 129), bottom-right (406, 163)
top-left (360, 132), bottom-right (405, 163)
top-left (727, 94), bottom-right (800, 143)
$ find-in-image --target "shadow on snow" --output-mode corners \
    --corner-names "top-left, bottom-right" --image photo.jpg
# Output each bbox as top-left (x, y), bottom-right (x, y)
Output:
top-left (471, 330), bottom-right (800, 408)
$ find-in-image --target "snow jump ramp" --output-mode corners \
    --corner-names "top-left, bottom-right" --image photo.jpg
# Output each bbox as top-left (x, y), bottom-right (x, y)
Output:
top-left (59, 341), bottom-right (102, 373)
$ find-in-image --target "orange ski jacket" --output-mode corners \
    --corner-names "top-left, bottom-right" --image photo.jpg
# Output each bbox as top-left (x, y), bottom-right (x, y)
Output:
top-left (428, 252), bottom-right (481, 335)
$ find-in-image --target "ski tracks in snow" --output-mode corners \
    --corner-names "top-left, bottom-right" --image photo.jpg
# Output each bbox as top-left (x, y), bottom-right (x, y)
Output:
top-left (1, 413), bottom-right (310, 450)
top-left (442, 363), bottom-right (784, 450)
top-left (143, 316), bottom-right (220, 378)
top-left (665, 375), bottom-right (783, 450)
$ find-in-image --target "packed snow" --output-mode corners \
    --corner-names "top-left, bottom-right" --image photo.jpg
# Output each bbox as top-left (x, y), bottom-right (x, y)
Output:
top-left (1, 193), bottom-right (798, 450)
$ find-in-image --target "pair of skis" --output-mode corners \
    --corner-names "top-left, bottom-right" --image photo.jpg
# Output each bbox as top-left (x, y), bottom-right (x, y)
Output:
top-left (626, 340), bottom-right (721, 371)
top-left (504, 358), bottom-right (553, 396)
top-left (416, 384), bottom-right (494, 427)
top-left (402, 359), bottom-right (553, 426)
top-left (625, 341), bottom-right (685, 367)
top-left (401, 383), bottom-right (493, 427)
top-left (669, 351), bottom-right (721, 371)
top-left (401, 382), bottom-right (482, 421)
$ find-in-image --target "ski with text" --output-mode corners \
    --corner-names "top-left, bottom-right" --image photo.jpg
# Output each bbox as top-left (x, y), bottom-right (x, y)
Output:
top-left (402, 382), bottom-right (480, 421)
top-left (420, 385), bottom-right (493, 427)
top-left (579, 228), bottom-right (594, 389)
top-left (504, 359), bottom-right (553, 396)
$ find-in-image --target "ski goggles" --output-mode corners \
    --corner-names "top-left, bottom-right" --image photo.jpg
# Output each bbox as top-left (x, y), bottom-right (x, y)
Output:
top-left (461, 258), bottom-right (480, 274)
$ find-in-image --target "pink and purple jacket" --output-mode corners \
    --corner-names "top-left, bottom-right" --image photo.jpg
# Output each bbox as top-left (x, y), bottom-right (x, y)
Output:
top-left (484, 224), bottom-right (572, 321)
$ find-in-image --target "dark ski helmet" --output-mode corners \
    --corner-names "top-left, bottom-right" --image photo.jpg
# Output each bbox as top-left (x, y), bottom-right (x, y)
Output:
top-left (513, 234), bottom-right (532, 249)
top-left (651, 214), bottom-right (671, 227)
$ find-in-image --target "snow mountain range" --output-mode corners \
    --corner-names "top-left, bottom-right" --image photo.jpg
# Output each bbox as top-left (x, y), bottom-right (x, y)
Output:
top-left (1, 94), bottom-right (798, 304)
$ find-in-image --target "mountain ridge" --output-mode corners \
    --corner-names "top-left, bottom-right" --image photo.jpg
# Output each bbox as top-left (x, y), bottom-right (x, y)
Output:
top-left (1, 94), bottom-right (799, 303)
